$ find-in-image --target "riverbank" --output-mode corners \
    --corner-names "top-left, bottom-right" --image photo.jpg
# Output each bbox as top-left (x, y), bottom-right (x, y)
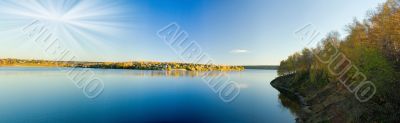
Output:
top-left (274, 1), bottom-right (400, 122)
top-left (270, 74), bottom-right (311, 123)
top-left (270, 74), bottom-right (364, 123)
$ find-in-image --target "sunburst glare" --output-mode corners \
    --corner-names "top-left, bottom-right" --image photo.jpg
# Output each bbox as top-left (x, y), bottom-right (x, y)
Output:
top-left (0, 0), bottom-right (136, 60)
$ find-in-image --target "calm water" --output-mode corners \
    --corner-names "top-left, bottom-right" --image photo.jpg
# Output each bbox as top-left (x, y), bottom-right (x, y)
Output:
top-left (0, 67), bottom-right (296, 123)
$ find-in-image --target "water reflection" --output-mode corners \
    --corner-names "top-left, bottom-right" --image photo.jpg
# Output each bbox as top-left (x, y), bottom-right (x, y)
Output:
top-left (278, 93), bottom-right (302, 118)
top-left (0, 67), bottom-right (297, 123)
top-left (0, 67), bottom-right (241, 78)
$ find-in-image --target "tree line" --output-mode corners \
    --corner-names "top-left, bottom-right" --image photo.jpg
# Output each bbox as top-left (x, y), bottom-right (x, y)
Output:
top-left (0, 59), bottom-right (244, 71)
top-left (277, 0), bottom-right (400, 122)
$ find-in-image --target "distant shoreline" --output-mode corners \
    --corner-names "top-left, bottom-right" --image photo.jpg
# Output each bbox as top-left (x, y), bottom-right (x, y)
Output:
top-left (0, 59), bottom-right (279, 71)
top-left (0, 59), bottom-right (245, 71)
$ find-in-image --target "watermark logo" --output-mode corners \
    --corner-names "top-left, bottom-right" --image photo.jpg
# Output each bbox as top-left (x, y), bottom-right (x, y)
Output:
top-left (22, 20), bottom-right (104, 99)
top-left (395, 0), bottom-right (400, 7)
top-left (294, 24), bottom-right (376, 103)
top-left (157, 23), bottom-right (241, 103)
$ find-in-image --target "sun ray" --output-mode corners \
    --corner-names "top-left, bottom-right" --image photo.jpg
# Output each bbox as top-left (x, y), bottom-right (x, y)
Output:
top-left (0, 0), bottom-right (136, 60)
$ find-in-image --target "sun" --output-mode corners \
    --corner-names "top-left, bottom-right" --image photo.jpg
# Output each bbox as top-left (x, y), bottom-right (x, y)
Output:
top-left (39, 12), bottom-right (70, 24)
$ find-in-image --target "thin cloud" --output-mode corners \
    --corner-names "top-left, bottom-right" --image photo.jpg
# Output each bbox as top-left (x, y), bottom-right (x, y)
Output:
top-left (230, 49), bottom-right (249, 53)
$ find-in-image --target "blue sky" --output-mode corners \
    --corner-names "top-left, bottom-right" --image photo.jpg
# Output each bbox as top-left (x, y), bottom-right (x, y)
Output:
top-left (0, 0), bottom-right (386, 65)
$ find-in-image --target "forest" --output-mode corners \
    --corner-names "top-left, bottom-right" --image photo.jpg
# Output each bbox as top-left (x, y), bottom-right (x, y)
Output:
top-left (276, 0), bottom-right (400, 122)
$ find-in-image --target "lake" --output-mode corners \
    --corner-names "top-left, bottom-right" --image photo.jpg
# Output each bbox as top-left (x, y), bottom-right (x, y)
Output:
top-left (0, 67), bottom-right (296, 123)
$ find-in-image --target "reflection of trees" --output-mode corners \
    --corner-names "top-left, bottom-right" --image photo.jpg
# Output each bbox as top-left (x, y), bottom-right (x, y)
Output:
top-left (118, 70), bottom-right (234, 78)
top-left (0, 68), bottom-right (237, 78)
top-left (130, 70), bottom-right (203, 77)
top-left (278, 93), bottom-right (302, 118)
